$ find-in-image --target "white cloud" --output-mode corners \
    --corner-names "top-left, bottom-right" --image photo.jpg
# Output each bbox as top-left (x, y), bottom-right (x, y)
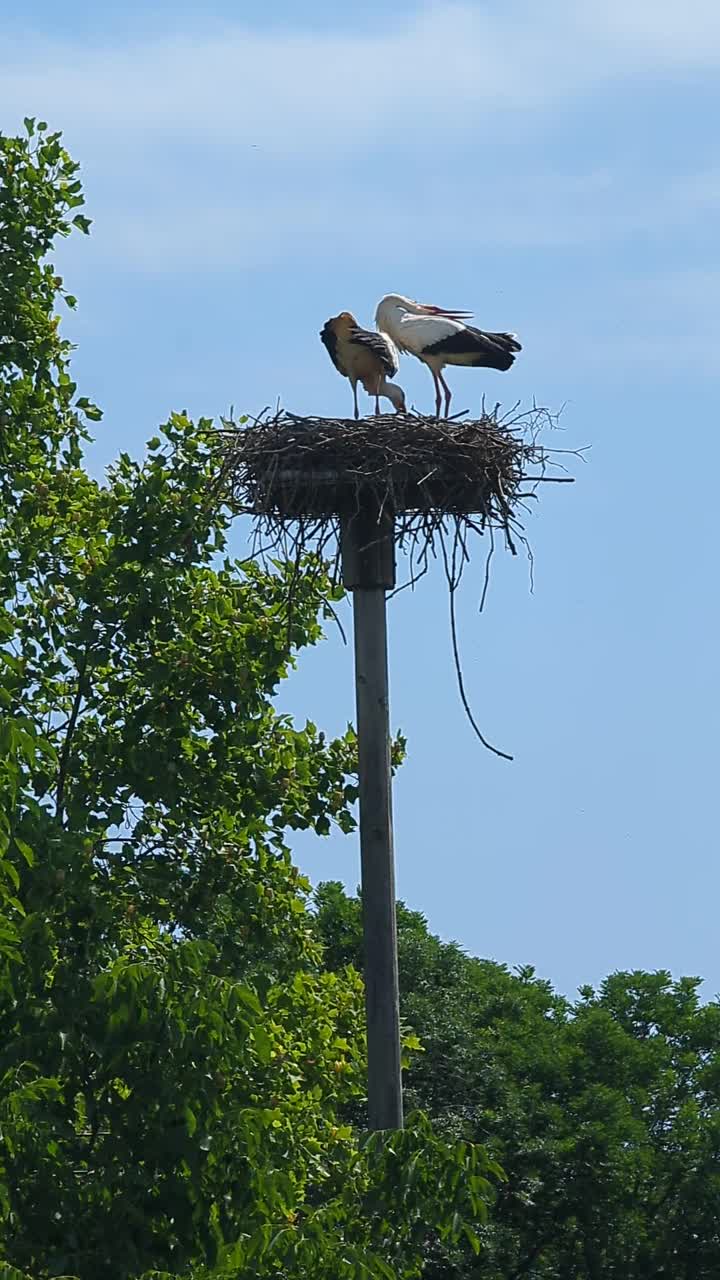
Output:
top-left (1, 0), bottom-right (718, 306)
top-left (1, 1), bottom-right (719, 157)
top-left (53, 166), bottom-right (720, 276)
top-left (569, 0), bottom-right (720, 68)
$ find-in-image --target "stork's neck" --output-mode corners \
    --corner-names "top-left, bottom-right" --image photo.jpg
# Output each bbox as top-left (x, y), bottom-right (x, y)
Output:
top-left (376, 298), bottom-right (413, 340)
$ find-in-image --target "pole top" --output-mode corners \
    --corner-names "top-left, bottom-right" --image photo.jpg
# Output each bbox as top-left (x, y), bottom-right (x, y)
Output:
top-left (340, 505), bottom-right (396, 591)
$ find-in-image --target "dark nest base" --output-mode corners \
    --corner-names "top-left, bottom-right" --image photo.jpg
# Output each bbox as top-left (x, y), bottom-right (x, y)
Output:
top-left (214, 406), bottom-right (573, 564)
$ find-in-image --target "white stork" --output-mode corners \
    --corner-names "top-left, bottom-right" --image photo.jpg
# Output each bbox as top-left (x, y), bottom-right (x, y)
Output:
top-left (320, 312), bottom-right (406, 419)
top-left (375, 293), bottom-right (521, 418)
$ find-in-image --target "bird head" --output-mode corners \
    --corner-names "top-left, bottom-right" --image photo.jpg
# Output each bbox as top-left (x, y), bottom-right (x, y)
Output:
top-left (320, 312), bottom-right (358, 340)
top-left (384, 381), bottom-right (407, 414)
top-left (375, 294), bottom-right (473, 331)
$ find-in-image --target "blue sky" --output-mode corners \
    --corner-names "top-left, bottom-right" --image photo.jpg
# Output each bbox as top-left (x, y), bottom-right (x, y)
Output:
top-left (2, 0), bottom-right (719, 997)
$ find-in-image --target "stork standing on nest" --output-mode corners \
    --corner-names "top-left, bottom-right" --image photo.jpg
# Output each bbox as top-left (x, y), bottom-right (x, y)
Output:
top-left (320, 312), bottom-right (406, 420)
top-left (375, 293), bottom-right (521, 418)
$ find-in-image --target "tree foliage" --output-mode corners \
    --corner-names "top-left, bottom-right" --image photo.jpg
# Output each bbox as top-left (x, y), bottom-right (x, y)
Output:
top-left (0, 123), bottom-right (499, 1280)
top-left (315, 883), bottom-right (720, 1279)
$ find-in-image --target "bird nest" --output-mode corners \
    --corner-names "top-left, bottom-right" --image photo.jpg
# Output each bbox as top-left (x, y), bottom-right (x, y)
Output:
top-left (212, 406), bottom-right (577, 758)
top-left (214, 405), bottom-right (573, 568)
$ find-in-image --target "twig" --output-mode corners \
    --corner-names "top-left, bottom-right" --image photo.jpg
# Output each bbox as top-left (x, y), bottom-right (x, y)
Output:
top-left (479, 528), bottom-right (495, 614)
top-left (56, 646), bottom-right (90, 825)
top-left (439, 530), bottom-right (513, 761)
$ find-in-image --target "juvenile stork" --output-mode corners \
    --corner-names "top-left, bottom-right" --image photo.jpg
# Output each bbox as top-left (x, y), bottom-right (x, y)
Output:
top-left (375, 293), bottom-right (521, 418)
top-left (320, 312), bottom-right (406, 419)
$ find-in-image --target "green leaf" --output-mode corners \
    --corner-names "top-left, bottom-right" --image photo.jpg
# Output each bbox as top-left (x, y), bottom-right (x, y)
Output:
top-left (252, 1025), bottom-right (273, 1064)
top-left (13, 838), bottom-right (34, 866)
top-left (2, 861), bottom-right (20, 891)
top-left (464, 1222), bottom-right (482, 1254)
top-left (0, 1263), bottom-right (36, 1280)
top-left (75, 396), bottom-right (102, 421)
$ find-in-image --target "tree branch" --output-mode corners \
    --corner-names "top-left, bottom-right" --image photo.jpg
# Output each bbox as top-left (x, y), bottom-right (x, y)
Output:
top-left (55, 646), bottom-right (90, 826)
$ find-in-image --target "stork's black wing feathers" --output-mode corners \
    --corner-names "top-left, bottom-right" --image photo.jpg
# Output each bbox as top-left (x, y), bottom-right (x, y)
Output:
top-left (348, 327), bottom-right (398, 377)
top-left (320, 322), bottom-right (344, 374)
top-left (425, 326), bottom-right (521, 371)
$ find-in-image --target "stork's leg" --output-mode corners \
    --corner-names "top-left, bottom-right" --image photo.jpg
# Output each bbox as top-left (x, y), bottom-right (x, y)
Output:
top-left (352, 379), bottom-right (359, 420)
top-left (431, 369), bottom-right (442, 418)
top-left (438, 369), bottom-right (452, 417)
top-left (374, 374), bottom-right (382, 416)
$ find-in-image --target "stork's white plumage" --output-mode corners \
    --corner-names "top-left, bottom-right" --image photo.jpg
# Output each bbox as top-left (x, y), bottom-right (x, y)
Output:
top-left (320, 311), bottom-right (406, 419)
top-left (375, 293), bottom-right (521, 418)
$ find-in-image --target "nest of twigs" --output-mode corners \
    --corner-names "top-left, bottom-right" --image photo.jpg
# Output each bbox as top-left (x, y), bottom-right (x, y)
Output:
top-left (213, 406), bottom-right (577, 759)
top-left (214, 405), bottom-right (573, 569)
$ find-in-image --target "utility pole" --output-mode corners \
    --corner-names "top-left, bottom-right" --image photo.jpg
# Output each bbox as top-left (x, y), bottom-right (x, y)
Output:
top-left (341, 503), bottom-right (403, 1131)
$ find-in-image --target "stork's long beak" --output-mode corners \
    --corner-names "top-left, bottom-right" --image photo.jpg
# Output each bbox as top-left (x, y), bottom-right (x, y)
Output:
top-left (421, 303), bottom-right (474, 320)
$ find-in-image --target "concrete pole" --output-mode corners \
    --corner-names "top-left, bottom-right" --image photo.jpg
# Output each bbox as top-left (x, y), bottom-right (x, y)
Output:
top-left (341, 505), bottom-right (403, 1131)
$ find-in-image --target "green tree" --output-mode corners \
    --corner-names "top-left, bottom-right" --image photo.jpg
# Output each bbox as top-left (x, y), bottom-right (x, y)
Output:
top-left (1, 115), bottom-right (87, 975)
top-left (0, 123), bottom-right (499, 1280)
top-left (315, 883), bottom-right (720, 1279)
